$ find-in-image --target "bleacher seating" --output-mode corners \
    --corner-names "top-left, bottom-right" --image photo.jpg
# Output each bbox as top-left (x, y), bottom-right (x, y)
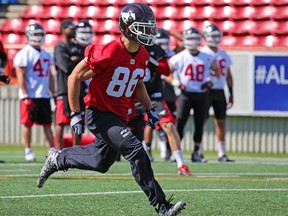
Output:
top-left (0, 0), bottom-right (287, 48)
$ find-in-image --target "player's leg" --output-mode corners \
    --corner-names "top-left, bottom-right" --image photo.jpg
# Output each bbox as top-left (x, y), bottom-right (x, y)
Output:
top-left (213, 90), bottom-right (234, 162)
top-left (36, 99), bottom-right (55, 149)
top-left (175, 93), bottom-right (192, 140)
top-left (23, 125), bottom-right (34, 161)
top-left (156, 101), bottom-right (192, 176)
top-left (191, 93), bottom-right (209, 163)
top-left (55, 97), bottom-right (70, 150)
top-left (143, 125), bottom-right (154, 161)
top-left (20, 99), bottom-right (35, 161)
top-left (85, 107), bottom-right (169, 207)
top-left (37, 108), bottom-right (120, 188)
top-left (157, 128), bottom-right (171, 160)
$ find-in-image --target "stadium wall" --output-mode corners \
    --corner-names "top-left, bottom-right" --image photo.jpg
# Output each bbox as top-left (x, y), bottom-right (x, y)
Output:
top-left (0, 50), bottom-right (287, 154)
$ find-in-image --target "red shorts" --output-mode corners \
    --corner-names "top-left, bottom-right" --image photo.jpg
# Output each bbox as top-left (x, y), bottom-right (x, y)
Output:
top-left (144, 100), bottom-right (175, 130)
top-left (56, 99), bottom-right (70, 125)
top-left (20, 98), bottom-right (52, 127)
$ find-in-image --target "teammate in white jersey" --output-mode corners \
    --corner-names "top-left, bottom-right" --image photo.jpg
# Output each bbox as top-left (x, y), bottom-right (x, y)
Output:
top-left (14, 23), bottom-right (55, 161)
top-left (202, 23), bottom-right (234, 162)
top-left (166, 27), bottom-right (221, 163)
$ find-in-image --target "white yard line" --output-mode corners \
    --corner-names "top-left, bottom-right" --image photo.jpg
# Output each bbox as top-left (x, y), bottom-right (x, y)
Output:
top-left (1, 172), bottom-right (288, 178)
top-left (1, 188), bottom-right (288, 199)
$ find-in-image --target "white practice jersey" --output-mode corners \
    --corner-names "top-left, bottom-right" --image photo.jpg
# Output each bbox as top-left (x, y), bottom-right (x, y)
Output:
top-left (201, 46), bottom-right (232, 89)
top-left (13, 45), bottom-right (54, 99)
top-left (169, 49), bottom-right (216, 93)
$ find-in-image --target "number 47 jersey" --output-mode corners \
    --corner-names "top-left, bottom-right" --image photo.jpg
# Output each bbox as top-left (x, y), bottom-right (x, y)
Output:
top-left (84, 39), bottom-right (150, 122)
top-left (13, 45), bottom-right (53, 100)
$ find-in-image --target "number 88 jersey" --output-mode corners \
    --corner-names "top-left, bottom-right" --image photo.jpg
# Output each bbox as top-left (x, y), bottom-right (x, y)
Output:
top-left (13, 45), bottom-right (53, 99)
top-left (84, 39), bottom-right (150, 122)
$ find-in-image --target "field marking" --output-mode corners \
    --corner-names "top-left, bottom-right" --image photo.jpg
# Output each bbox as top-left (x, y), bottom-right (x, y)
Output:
top-left (1, 159), bottom-right (288, 167)
top-left (1, 172), bottom-right (288, 178)
top-left (1, 175), bottom-right (288, 183)
top-left (1, 188), bottom-right (288, 199)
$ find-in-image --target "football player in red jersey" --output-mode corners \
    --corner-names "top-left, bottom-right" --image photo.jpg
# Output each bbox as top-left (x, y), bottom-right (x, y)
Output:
top-left (37, 3), bottom-right (186, 216)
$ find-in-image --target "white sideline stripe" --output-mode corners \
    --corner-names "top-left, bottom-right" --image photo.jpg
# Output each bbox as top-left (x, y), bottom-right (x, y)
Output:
top-left (1, 188), bottom-right (288, 199)
top-left (1, 172), bottom-right (288, 178)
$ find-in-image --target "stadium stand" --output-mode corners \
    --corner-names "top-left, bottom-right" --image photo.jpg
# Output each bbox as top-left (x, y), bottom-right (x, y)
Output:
top-left (0, 0), bottom-right (287, 49)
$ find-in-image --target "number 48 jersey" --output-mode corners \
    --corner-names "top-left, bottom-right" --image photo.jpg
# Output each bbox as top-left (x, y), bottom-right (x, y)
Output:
top-left (84, 39), bottom-right (149, 122)
top-left (13, 45), bottom-right (53, 99)
top-left (169, 49), bottom-right (216, 92)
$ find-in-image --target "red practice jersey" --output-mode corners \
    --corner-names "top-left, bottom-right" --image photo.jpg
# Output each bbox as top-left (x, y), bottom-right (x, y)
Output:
top-left (84, 39), bottom-right (149, 122)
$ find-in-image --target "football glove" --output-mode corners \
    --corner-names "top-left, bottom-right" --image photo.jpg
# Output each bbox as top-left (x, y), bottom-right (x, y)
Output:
top-left (172, 79), bottom-right (185, 91)
top-left (70, 112), bottom-right (85, 135)
top-left (146, 108), bottom-right (160, 129)
top-left (227, 86), bottom-right (234, 109)
top-left (201, 81), bottom-right (213, 90)
top-left (227, 96), bottom-right (234, 109)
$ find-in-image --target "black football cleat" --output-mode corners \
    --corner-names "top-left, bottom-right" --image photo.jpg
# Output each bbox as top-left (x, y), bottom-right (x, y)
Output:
top-left (218, 154), bottom-right (235, 162)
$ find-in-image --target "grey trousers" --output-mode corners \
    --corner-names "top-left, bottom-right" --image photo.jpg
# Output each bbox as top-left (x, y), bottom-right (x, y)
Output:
top-left (57, 107), bottom-right (166, 207)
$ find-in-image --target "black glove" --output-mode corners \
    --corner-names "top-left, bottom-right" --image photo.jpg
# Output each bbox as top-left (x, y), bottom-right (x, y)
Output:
top-left (0, 75), bottom-right (10, 84)
top-left (201, 81), bottom-right (213, 90)
top-left (146, 108), bottom-right (159, 129)
top-left (70, 112), bottom-right (85, 135)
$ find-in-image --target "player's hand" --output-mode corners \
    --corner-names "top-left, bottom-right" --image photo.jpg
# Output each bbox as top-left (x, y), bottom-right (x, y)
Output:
top-left (23, 97), bottom-right (36, 121)
top-left (172, 79), bottom-right (185, 92)
top-left (227, 96), bottom-right (234, 109)
top-left (201, 81), bottom-right (213, 90)
top-left (70, 112), bottom-right (85, 134)
top-left (0, 67), bottom-right (4, 76)
top-left (146, 108), bottom-right (159, 129)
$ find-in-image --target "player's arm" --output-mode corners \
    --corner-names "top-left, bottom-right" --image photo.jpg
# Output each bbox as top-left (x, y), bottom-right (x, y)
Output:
top-left (54, 43), bottom-right (78, 74)
top-left (135, 79), bottom-right (159, 129)
top-left (15, 67), bottom-right (28, 96)
top-left (134, 79), bottom-right (153, 111)
top-left (227, 67), bottom-right (234, 108)
top-left (50, 64), bottom-right (57, 93)
top-left (227, 67), bottom-right (233, 88)
top-left (210, 60), bottom-right (221, 79)
top-left (49, 69), bottom-right (56, 96)
top-left (68, 59), bottom-right (95, 112)
top-left (163, 62), bottom-right (181, 87)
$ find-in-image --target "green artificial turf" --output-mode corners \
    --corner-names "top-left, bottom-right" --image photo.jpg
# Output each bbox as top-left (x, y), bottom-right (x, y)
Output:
top-left (0, 145), bottom-right (287, 216)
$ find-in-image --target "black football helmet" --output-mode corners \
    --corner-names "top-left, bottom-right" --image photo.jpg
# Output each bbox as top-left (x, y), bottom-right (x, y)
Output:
top-left (155, 28), bottom-right (170, 53)
top-left (76, 20), bottom-right (94, 46)
top-left (183, 27), bottom-right (202, 51)
top-left (25, 23), bottom-right (45, 46)
top-left (203, 23), bottom-right (222, 47)
top-left (119, 3), bottom-right (158, 46)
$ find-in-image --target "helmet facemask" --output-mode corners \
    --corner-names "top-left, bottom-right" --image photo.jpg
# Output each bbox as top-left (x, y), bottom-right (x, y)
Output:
top-left (204, 31), bottom-right (222, 47)
top-left (155, 38), bottom-right (170, 53)
top-left (76, 27), bottom-right (94, 46)
top-left (184, 34), bottom-right (201, 51)
top-left (128, 21), bottom-right (158, 46)
top-left (26, 29), bottom-right (45, 46)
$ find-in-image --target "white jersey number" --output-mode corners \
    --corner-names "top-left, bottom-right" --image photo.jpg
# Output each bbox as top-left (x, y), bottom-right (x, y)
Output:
top-left (185, 64), bottom-right (205, 81)
top-left (106, 67), bottom-right (144, 98)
